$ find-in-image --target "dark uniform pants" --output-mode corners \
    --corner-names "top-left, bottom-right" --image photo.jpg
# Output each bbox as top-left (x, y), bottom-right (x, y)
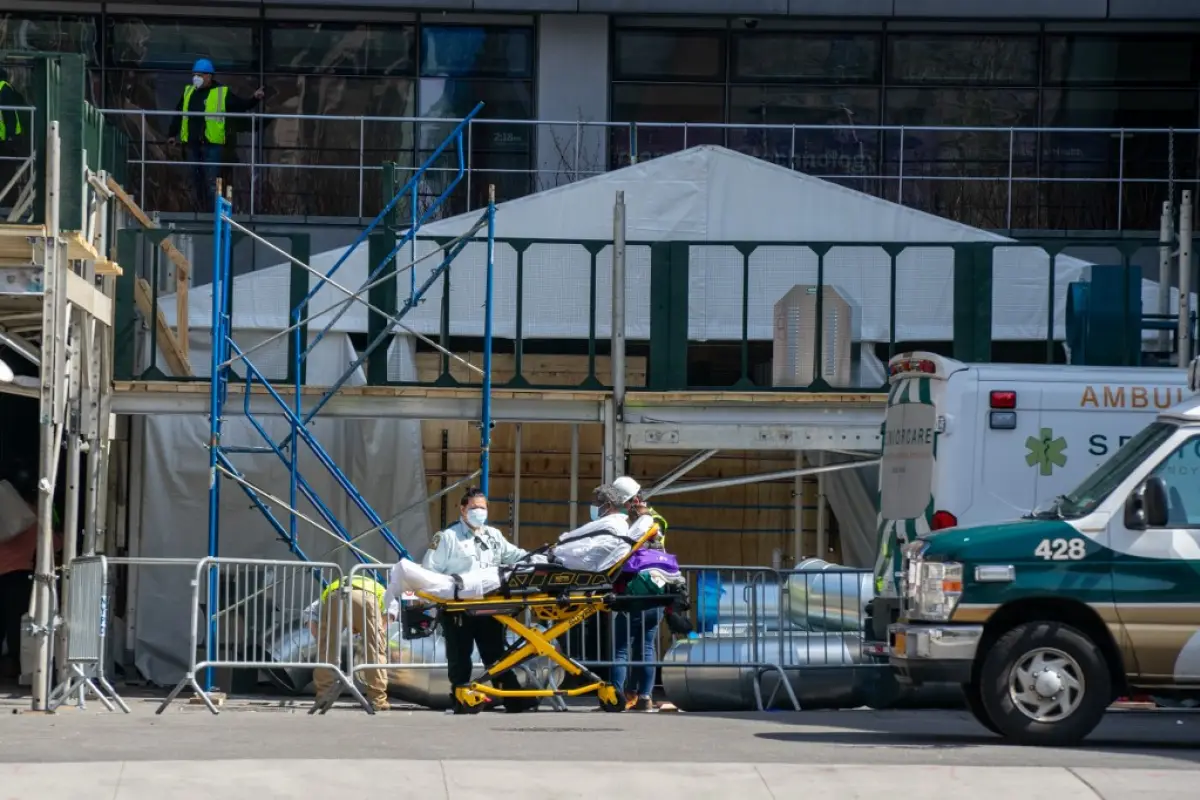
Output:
top-left (443, 612), bottom-right (533, 710)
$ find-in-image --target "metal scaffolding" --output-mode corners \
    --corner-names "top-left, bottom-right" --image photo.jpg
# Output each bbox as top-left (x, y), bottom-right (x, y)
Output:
top-left (0, 120), bottom-right (121, 711)
top-left (201, 105), bottom-right (498, 683)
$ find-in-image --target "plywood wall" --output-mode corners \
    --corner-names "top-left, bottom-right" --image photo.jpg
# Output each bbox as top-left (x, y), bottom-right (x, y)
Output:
top-left (416, 353), bottom-right (842, 568)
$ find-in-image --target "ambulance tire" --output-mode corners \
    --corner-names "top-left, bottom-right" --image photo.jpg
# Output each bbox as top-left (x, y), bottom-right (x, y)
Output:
top-left (979, 622), bottom-right (1111, 747)
top-left (961, 683), bottom-right (1001, 735)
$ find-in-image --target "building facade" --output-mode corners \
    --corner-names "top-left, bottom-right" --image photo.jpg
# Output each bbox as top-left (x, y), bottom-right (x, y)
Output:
top-left (3, 1), bottom-right (1200, 231)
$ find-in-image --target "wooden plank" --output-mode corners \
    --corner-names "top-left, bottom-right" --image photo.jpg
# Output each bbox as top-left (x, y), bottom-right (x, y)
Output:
top-left (132, 278), bottom-right (193, 378)
top-left (64, 271), bottom-right (113, 326)
top-left (108, 177), bottom-right (192, 360)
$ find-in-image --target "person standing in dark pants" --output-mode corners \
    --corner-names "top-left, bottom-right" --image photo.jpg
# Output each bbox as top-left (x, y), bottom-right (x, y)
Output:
top-left (166, 58), bottom-right (263, 212)
top-left (423, 486), bottom-right (534, 713)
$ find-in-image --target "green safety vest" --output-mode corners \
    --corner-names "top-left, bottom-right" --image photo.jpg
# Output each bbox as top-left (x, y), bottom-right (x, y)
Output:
top-left (320, 575), bottom-right (386, 607)
top-left (0, 81), bottom-right (22, 141)
top-left (179, 84), bottom-right (228, 145)
top-left (644, 507), bottom-right (668, 548)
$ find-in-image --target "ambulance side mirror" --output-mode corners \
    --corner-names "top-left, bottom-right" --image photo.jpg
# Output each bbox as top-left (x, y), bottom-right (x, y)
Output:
top-left (1142, 477), bottom-right (1170, 528)
top-left (1126, 477), bottom-right (1169, 530)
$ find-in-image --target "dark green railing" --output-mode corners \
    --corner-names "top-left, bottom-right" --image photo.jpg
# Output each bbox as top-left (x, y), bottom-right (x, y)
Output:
top-left (112, 230), bottom-right (1169, 392)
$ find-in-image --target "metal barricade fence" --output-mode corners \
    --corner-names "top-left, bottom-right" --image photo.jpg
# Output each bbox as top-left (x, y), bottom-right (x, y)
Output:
top-left (158, 557), bottom-right (372, 716)
top-left (47, 556), bottom-right (129, 713)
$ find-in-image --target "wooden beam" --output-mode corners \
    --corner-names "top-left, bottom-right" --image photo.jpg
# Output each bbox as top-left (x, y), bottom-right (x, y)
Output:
top-left (64, 271), bottom-right (113, 327)
top-left (132, 278), bottom-right (193, 377)
top-left (107, 177), bottom-right (191, 359)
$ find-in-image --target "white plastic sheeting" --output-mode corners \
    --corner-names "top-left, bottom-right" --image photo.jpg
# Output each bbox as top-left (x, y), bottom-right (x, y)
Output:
top-left (131, 332), bottom-right (430, 686)
top-left (158, 146), bottom-right (1187, 347)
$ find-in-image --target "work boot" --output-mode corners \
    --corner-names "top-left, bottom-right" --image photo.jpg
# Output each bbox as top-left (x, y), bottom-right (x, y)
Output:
top-left (632, 696), bottom-right (659, 713)
top-left (371, 699), bottom-right (391, 712)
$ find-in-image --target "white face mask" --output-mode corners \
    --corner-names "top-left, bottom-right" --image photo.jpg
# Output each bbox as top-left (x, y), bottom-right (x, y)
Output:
top-left (192, 75), bottom-right (205, 89)
top-left (589, 505), bottom-right (602, 521)
top-left (465, 508), bottom-right (487, 529)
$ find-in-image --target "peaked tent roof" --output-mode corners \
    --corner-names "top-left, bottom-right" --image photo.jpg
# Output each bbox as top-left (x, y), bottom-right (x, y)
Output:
top-left (163, 146), bottom-right (1178, 346)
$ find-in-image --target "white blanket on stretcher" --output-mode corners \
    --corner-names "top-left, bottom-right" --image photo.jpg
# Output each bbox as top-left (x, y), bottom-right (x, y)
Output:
top-left (390, 513), bottom-right (639, 601)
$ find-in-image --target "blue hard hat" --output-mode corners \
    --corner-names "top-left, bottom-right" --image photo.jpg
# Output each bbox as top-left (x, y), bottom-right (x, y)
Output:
top-left (192, 58), bottom-right (215, 74)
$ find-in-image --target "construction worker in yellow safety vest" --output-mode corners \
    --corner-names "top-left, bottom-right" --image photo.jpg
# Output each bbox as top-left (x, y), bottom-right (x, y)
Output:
top-left (305, 573), bottom-right (396, 712)
top-left (0, 68), bottom-right (25, 144)
top-left (166, 58), bottom-right (264, 211)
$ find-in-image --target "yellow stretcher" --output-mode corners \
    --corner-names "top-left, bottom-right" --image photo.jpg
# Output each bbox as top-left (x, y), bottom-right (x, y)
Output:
top-left (415, 522), bottom-right (667, 713)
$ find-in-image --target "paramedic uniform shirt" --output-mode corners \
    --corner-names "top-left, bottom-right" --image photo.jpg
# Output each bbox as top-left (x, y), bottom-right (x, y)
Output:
top-left (422, 520), bottom-right (525, 575)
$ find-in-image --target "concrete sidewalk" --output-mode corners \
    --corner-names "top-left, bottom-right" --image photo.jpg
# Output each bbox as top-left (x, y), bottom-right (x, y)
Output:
top-left (0, 760), bottom-right (1195, 799)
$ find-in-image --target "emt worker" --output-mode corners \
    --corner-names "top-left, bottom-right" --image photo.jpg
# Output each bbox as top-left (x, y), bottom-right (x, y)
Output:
top-left (166, 58), bottom-right (264, 211)
top-left (424, 486), bottom-right (533, 713)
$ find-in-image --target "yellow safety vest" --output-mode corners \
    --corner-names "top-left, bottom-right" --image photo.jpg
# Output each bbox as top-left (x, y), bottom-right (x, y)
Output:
top-left (320, 575), bottom-right (386, 607)
top-left (645, 507), bottom-right (668, 548)
top-left (0, 81), bottom-right (22, 141)
top-left (179, 84), bottom-right (228, 145)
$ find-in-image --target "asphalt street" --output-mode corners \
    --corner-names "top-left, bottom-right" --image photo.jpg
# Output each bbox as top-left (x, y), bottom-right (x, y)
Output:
top-left (0, 701), bottom-right (1197, 769)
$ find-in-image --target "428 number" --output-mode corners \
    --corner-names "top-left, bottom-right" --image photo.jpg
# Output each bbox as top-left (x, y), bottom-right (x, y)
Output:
top-left (1034, 538), bottom-right (1087, 561)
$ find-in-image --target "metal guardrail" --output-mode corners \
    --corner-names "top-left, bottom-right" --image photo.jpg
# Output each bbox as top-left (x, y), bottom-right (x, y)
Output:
top-left (55, 555), bottom-right (876, 714)
top-left (99, 107), bottom-right (1198, 230)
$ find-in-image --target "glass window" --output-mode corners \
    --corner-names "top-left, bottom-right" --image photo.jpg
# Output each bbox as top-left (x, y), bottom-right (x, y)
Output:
top-left (261, 75), bottom-right (416, 217)
top-left (0, 13), bottom-right (100, 65)
top-left (610, 83), bottom-right (725, 167)
top-left (1041, 88), bottom-right (1199, 128)
top-left (732, 33), bottom-right (880, 83)
top-left (1149, 436), bottom-right (1200, 527)
top-left (420, 26), bottom-right (532, 79)
top-left (613, 29), bottom-right (724, 81)
top-left (887, 35), bottom-right (1038, 86)
top-left (107, 17), bottom-right (258, 72)
top-left (1044, 35), bottom-right (1200, 86)
top-left (728, 86), bottom-right (880, 175)
top-left (1053, 421), bottom-right (1176, 518)
top-left (266, 22), bottom-right (415, 76)
top-left (106, 70), bottom-right (263, 137)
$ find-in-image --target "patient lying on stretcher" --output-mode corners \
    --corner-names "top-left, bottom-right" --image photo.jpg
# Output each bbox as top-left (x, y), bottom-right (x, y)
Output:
top-left (391, 482), bottom-right (652, 602)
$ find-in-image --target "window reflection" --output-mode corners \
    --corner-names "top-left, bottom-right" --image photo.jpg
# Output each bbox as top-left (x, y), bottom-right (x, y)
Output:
top-left (731, 33), bottom-right (880, 83)
top-left (420, 26), bottom-right (532, 79)
top-left (107, 17), bottom-right (258, 72)
top-left (266, 22), bottom-right (414, 76)
top-left (884, 87), bottom-right (1038, 227)
top-left (0, 14), bottom-right (100, 65)
top-left (611, 83), bottom-right (724, 167)
top-left (888, 35), bottom-right (1038, 85)
top-left (614, 30), bottom-right (724, 81)
top-left (728, 86), bottom-right (880, 178)
top-left (1044, 35), bottom-right (1200, 86)
top-left (417, 78), bottom-right (533, 214)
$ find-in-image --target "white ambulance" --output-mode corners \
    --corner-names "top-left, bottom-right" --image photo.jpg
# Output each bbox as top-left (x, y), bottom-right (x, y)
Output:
top-left (865, 352), bottom-right (1189, 644)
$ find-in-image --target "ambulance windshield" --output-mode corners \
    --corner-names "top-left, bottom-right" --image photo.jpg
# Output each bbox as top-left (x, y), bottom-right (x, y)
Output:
top-left (1044, 421), bottom-right (1177, 519)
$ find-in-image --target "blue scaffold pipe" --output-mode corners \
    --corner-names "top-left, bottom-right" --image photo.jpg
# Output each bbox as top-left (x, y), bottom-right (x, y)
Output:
top-left (480, 195), bottom-right (496, 495)
top-left (296, 221), bottom-right (481, 427)
top-left (301, 111), bottom-right (479, 361)
top-left (229, 341), bottom-right (410, 559)
top-left (204, 191), bottom-right (233, 692)
top-left (237, 379), bottom-right (362, 559)
top-left (214, 450), bottom-right (312, 563)
top-left (296, 102), bottom-right (483, 332)
top-left (290, 314), bottom-right (301, 548)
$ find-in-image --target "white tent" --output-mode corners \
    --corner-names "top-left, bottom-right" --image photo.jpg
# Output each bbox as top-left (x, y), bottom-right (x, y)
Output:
top-left (162, 145), bottom-right (1187, 352)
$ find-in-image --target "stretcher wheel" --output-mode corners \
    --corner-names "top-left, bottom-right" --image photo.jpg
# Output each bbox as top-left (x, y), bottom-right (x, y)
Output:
top-left (454, 686), bottom-right (488, 715)
top-left (597, 684), bottom-right (625, 713)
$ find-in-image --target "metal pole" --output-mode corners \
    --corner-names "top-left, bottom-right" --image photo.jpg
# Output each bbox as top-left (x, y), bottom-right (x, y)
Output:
top-left (205, 182), bottom-right (230, 693)
top-left (55, 318), bottom-right (81, 684)
top-left (32, 122), bottom-right (65, 712)
top-left (816, 451), bottom-right (829, 558)
top-left (568, 424), bottom-right (579, 529)
top-left (480, 185), bottom-right (496, 495)
top-left (512, 423), bottom-right (522, 546)
top-left (651, 458), bottom-right (879, 497)
top-left (611, 190), bottom-right (627, 479)
top-left (1160, 200), bottom-right (1174, 352)
top-left (1179, 190), bottom-right (1193, 365)
top-left (793, 451), bottom-right (804, 562)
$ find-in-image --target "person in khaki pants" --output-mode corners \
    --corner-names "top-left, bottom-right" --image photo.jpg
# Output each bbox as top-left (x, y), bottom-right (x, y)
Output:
top-left (307, 575), bottom-right (392, 712)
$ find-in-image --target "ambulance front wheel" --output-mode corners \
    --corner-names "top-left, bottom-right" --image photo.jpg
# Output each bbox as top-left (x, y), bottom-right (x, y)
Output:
top-left (978, 622), bottom-right (1111, 747)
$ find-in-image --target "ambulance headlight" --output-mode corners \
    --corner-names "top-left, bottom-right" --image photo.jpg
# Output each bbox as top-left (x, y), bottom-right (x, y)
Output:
top-left (910, 561), bottom-right (964, 622)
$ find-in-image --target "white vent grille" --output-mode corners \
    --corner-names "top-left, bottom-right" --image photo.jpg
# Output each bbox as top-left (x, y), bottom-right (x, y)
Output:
top-left (772, 285), bottom-right (852, 387)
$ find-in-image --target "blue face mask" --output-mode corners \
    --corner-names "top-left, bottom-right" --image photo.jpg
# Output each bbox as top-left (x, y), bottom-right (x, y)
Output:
top-left (465, 508), bottom-right (487, 529)
top-left (589, 505), bottom-right (602, 521)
